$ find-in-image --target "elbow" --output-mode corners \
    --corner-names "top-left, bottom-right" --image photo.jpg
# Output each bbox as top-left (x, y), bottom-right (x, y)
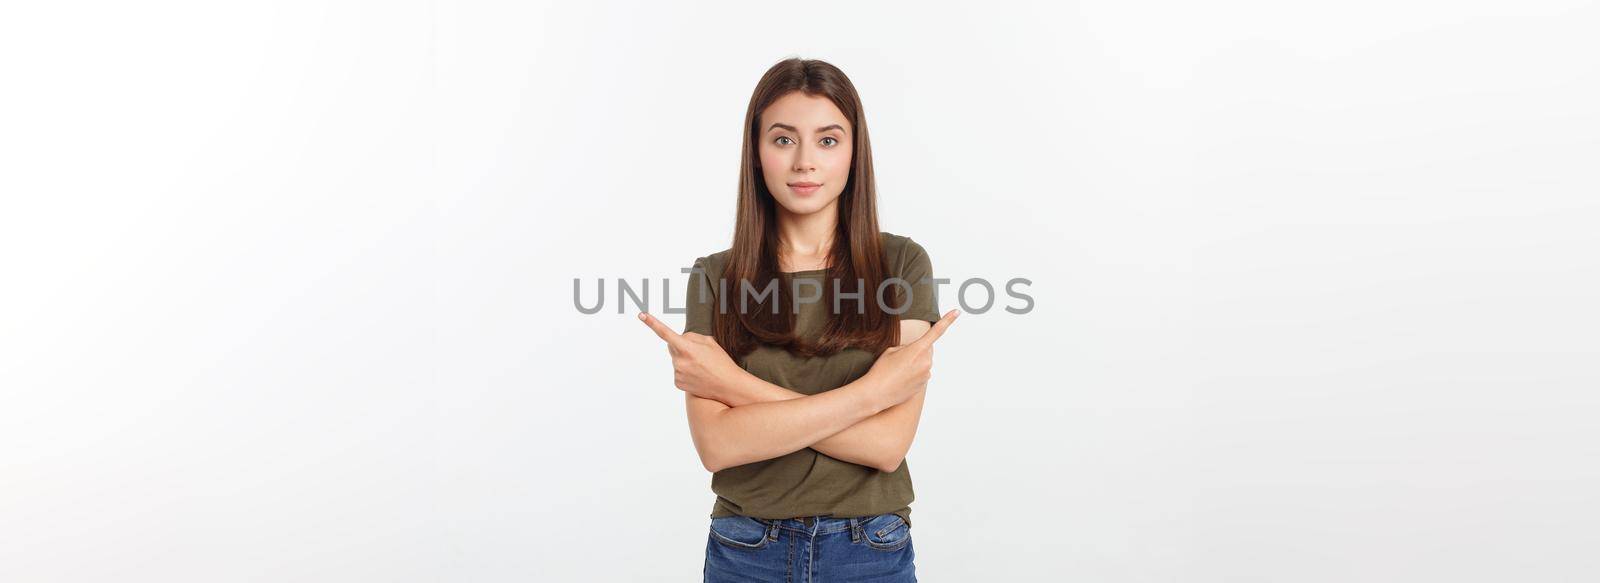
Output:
top-left (698, 439), bottom-right (762, 473)
top-left (692, 436), bottom-right (736, 473)
top-left (692, 443), bottom-right (726, 473)
top-left (688, 410), bottom-right (733, 473)
top-left (873, 455), bottom-right (905, 473)
top-left (873, 441), bottom-right (911, 472)
top-left (700, 452), bottom-right (729, 473)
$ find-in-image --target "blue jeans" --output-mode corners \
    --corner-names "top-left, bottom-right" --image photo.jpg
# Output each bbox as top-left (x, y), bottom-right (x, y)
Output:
top-left (703, 513), bottom-right (916, 582)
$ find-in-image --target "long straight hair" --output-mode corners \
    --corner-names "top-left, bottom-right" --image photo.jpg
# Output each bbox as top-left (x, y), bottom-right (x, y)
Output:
top-left (715, 58), bottom-right (901, 359)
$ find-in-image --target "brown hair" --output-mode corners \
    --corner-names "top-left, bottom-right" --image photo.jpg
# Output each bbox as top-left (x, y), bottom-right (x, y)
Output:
top-left (714, 57), bottom-right (901, 359)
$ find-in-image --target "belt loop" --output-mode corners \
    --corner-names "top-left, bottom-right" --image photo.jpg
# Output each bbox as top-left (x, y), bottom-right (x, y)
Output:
top-left (765, 519), bottom-right (779, 542)
top-left (849, 517), bottom-right (862, 542)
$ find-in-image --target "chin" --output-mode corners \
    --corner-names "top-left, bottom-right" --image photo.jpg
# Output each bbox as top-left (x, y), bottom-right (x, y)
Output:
top-left (774, 198), bottom-right (834, 216)
top-left (772, 192), bottom-right (843, 216)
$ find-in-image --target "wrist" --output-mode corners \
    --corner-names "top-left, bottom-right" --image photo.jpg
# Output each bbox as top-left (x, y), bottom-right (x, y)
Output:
top-left (712, 365), bottom-right (762, 407)
top-left (851, 374), bottom-right (898, 415)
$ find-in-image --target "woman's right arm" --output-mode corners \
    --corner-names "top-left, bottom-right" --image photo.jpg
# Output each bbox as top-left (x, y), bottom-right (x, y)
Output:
top-left (679, 312), bottom-right (954, 473)
top-left (685, 375), bottom-right (898, 472)
top-left (675, 254), bottom-right (944, 472)
top-left (679, 256), bottom-right (896, 472)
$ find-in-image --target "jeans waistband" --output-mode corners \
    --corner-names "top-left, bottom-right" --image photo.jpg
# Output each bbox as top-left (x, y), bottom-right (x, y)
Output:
top-left (754, 515), bottom-right (868, 536)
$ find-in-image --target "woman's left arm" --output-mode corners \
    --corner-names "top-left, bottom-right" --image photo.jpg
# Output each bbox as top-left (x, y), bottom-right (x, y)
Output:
top-left (711, 319), bottom-right (933, 472)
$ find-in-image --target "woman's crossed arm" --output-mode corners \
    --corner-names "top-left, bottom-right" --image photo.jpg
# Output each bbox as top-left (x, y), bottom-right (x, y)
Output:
top-left (642, 311), bottom-right (956, 473)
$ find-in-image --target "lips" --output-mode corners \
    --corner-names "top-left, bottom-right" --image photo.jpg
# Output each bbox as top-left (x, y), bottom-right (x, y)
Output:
top-left (788, 182), bottom-right (821, 196)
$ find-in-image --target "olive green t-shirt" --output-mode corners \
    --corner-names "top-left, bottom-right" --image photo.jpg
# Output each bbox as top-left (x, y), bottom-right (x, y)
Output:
top-left (683, 231), bottom-right (940, 528)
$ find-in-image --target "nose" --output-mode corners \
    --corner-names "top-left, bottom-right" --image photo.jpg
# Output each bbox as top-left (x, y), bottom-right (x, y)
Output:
top-left (791, 141), bottom-right (817, 173)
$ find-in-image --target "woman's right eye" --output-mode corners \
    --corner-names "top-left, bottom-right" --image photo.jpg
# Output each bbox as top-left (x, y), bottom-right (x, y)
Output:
top-left (774, 136), bottom-right (794, 145)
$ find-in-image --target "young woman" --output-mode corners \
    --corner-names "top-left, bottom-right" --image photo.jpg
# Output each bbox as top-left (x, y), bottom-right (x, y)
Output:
top-left (639, 57), bottom-right (958, 583)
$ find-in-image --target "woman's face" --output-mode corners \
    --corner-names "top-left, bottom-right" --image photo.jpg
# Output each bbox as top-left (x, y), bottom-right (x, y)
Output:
top-left (757, 92), bottom-right (853, 218)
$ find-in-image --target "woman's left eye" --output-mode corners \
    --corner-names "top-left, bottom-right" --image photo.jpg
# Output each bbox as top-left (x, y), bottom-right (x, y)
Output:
top-left (821, 137), bottom-right (838, 147)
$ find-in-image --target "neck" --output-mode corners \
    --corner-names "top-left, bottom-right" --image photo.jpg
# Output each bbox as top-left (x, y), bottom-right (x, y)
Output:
top-left (775, 199), bottom-right (839, 261)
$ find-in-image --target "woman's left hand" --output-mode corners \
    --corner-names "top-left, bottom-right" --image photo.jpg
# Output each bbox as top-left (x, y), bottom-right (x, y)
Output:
top-left (639, 312), bottom-right (743, 403)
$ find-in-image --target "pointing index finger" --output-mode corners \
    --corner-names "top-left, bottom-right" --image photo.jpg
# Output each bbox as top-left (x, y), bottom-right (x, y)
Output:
top-left (638, 312), bottom-right (682, 344)
top-left (915, 309), bottom-right (960, 346)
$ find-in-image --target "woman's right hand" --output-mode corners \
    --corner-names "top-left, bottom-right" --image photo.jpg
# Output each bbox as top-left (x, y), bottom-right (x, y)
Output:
top-left (864, 310), bottom-right (959, 405)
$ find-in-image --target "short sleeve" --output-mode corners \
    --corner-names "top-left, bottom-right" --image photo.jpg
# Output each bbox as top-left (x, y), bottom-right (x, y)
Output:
top-left (684, 256), bottom-right (716, 335)
top-left (897, 238), bottom-right (940, 323)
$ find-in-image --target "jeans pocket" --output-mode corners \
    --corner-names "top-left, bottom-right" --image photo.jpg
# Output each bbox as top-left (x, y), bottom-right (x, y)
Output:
top-left (708, 515), bottom-right (772, 550)
top-left (860, 513), bottom-right (911, 552)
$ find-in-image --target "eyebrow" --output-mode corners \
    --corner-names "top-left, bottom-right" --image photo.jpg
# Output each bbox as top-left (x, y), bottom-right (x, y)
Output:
top-left (767, 123), bottom-right (847, 134)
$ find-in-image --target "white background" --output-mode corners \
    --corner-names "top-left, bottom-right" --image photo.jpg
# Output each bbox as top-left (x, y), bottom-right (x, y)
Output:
top-left (3, 1), bottom-right (1598, 581)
